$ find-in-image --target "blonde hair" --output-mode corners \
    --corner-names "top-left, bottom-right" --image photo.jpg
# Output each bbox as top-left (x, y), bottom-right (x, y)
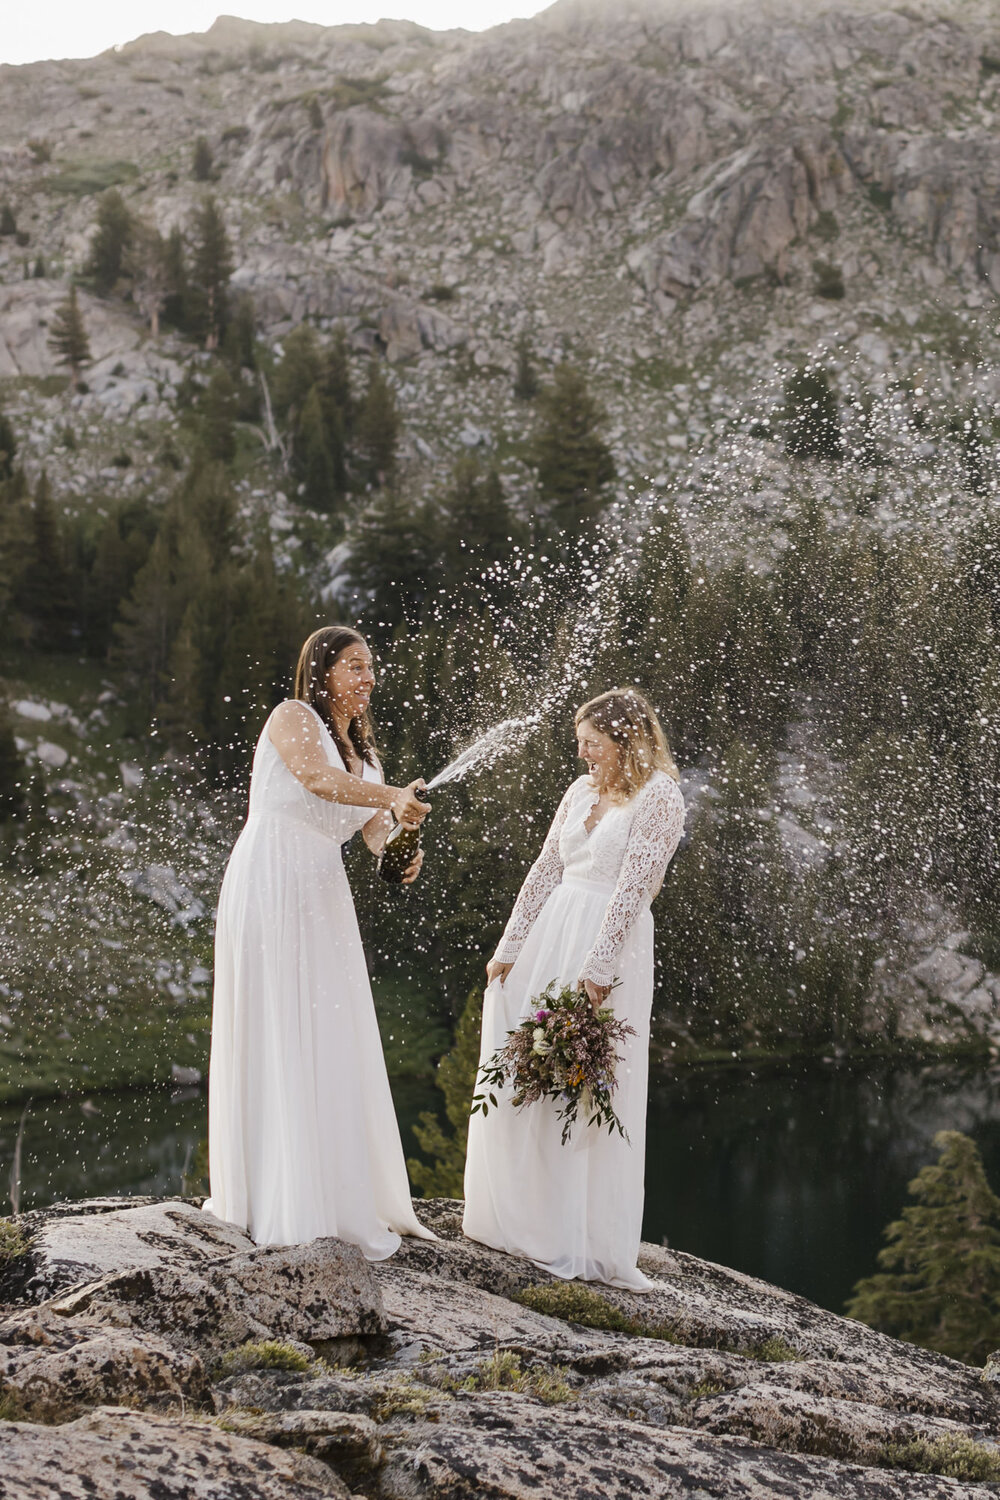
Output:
top-left (575, 688), bottom-right (679, 798)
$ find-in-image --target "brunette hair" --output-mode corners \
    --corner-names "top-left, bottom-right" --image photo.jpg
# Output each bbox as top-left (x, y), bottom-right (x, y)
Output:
top-left (575, 688), bottom-right (679, 798)
top-left (294, 626), bottom-right (377, 771)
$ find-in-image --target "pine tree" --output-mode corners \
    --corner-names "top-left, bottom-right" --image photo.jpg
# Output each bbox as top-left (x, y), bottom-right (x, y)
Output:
top-left (784, 366), bottom-right (843, 462)
top-left (199, 365), bottom-right (237, 465)
top-left (32, 256), bottom-right (45, 279)
top-left (513, 330), bottom-right (538, 400)
top-left (0, 706), bottom-right (28, 823)
top-left (18, 472), bottom-right (74, 645)
top-left (125, 219), bottom-right (168, 336)
top-left (191, 136), bottom-right (214, 182)
top-left (189, 197), bottom-right (233, 351)
top-left (354, 358), bottom-right (400, 488)
top-left (294, 384), bottom-right (337, 510)
top-left (0, 203), bottom-right (15, 237)
top-left (438, 456), bottom-right (522, 598)
top-left (162, 225), bottom-right (188, 332)
top-left (223, 294), bottom-right (257, 371)
top-left (85, 189), bottom-right (133, 295)
top-left (846, 1131), bottom-right (1000, 1366)
top-left (531, 362), bottom-right (614, 535)
top-left (0, 406), bottom-right (17, 482)
top-left (272, 324), bottom-right (323, 421)
top-left (48, 286), bottom-right (92, 391)
top-left (351, 488), bottom-right (433, 632)
top-left (158, 609), bottom-right (206, 747)
top-left (407, 989), bottom-right (483, 1198)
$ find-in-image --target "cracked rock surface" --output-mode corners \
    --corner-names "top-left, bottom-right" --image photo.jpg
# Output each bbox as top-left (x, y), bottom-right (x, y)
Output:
top-left (0, 1196), bottom-right (997, 1497)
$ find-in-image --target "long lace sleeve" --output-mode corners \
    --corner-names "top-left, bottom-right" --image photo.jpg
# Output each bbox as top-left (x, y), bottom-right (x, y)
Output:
top-left (579, 775), bottom-right (685, 987)
top-left (492, 781), bottom-right (580, 965)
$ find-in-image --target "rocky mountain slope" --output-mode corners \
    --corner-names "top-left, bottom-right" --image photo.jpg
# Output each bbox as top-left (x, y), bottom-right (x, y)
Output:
top-left (2, 0), bottom-right (1000, 508)
top-left (0, 1194), bottom-right (999, 1497)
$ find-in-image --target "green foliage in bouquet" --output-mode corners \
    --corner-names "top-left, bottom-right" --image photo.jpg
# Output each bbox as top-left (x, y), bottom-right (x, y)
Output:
top-left (472, 979), bottom-right (636, 1146)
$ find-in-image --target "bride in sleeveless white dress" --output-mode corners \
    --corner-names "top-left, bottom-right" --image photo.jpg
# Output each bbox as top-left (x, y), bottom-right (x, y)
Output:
top-left (205, 626), bottom-right (434, 1256)
top-left (463, 689), bottom-right (685, 1289)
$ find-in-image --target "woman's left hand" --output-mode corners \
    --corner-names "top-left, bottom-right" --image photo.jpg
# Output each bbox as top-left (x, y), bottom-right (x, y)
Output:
top-left (581, 978), bottom-right (611, 1012)
top-left (401, 847), bottom-right (424, 885)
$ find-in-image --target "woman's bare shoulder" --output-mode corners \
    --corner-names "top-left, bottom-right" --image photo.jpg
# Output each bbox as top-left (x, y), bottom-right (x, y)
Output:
top-left (268, 699), bottom-right (323, 747)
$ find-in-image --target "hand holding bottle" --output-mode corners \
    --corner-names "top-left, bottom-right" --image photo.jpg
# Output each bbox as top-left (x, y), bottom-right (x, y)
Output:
top-left (390, 780), bottom-right (430, 829)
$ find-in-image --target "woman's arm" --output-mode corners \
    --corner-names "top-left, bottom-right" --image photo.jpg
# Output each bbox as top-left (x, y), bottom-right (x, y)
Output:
top-left (579, 776), bottom-right (685, 992)
top-left (490, 779), bottom-right (581, 974)
top-left (269, 701), bottom-right (428, 826)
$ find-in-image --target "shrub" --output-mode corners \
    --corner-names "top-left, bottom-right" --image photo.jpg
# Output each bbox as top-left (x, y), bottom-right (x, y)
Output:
top-left (813, 260), bottom-right (845, 299)
top-left (0, 1220), bottom-right (29, 1264)
top-left (216, 1340), bottom-right (313, 1376)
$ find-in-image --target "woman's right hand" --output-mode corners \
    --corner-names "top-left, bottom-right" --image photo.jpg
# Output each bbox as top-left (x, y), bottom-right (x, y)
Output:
top-left (390, 780), bottom-right (431, 829)
top-left (486, 959), bottom-right (513, 988)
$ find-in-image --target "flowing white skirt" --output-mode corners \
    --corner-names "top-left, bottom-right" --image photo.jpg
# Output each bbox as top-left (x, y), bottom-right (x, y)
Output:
top-left (205, 814), bottom-right (432, 1256)
top-left (463, 875), bottom-right (654, 1290)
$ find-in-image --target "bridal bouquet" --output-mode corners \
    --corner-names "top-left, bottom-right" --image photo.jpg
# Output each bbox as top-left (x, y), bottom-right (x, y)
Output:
top-left (471, 979), bottom-right (637, 1146)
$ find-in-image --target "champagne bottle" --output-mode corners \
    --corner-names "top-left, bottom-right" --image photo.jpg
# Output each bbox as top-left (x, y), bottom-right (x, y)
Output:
top-left (378, 817), bottom-right (424, 884)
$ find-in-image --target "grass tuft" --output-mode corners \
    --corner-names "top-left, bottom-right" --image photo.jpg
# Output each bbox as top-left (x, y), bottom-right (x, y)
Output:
top-left (880, 1434), bottom-right (1000, 1482)
top-left (0, 1221), bottom-right (29, 1265)
top-left (512, 1282), bottom-right (678, 1342)
top-left (215, 1340), bottom-right (314, 1377)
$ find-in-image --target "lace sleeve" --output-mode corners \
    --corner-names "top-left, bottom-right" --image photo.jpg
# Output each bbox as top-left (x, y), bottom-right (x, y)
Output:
top-left (492, 781), bottom-right (579, 965)
top-left (579, 775), bottom-right (685, 987)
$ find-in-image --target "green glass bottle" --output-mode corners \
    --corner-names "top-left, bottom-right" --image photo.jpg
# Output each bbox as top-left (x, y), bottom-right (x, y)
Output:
top-left (377, 819), bottom-right (422, 884)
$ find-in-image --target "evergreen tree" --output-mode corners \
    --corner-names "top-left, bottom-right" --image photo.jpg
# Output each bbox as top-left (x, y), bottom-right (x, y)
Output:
top-left (294, 384), bottom-right (337, 510)
top-left (158, 609), bottom-right (206, 747)
top-left (407, 989), bottom-right (483, 1198)
top-left (125, 219), bottom-right (168, 336)
top-left (531, 362), bottom-right (614, 535)
top-left (189, 197), bottom-right (233, 350)
top-left (18, 472), bottom-right (74, 645)
top-left (513, 330), bottom-right (538, 400)
top-left (199, 365), bottom-right (237, 465)
top-left (85, 189), bottom-right (133, 295)
top-left (351, 488), bottom-right (433, 633)
top-left (223, 294), bottom-right (257, 371)
top-left (48, 286), bottom-right (92, 391)
top-left (0, 706), bottom-right (28, 824)
top-left (272, 324), bottom-right (323, 421)
top-left (162, 225), bottom-right (188, 331)
top-left (784, 366), bottom-right (843, 461)
top-left (321, 326), bottom-right (354, 431)
top-left (437, 456), bottom-right (522, 598)
top-left (191, 136), bottom-right (214, 182)
top-left (0, 203), bottom-right (15, 237)
top-left (354, 357), bottom-right (400, 488)
top-left (0, 406), bottom-right (17, 482)
top-left (32, 256), bottom-right (45, 279)
top-left (846, 1131), bottom-right (1000, 1366)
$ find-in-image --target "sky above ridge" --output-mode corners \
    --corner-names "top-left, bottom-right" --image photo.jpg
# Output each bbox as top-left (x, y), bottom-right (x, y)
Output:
top-left (3, 1), bottom-right (551, 67)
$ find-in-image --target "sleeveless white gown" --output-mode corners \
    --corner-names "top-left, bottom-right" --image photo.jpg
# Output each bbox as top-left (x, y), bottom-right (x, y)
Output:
top-left (205, 702), bottom-right (433, 1256)
top-left (463, 770), bottom-right (685, 1289)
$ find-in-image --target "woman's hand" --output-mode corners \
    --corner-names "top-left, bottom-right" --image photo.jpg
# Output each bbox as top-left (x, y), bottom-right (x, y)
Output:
top-left (401, 848), bottom-right (424, 885)
top-left (581, 978), bottom-right (611, 1012)
top-left (486, 959), bottom-right (513, 988)
top-left (390, 780), bottom-right (431, 829)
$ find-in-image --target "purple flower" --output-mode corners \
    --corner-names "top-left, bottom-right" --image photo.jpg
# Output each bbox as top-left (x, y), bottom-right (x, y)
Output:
top-left (536, 1009), bottom-right (550, 1022)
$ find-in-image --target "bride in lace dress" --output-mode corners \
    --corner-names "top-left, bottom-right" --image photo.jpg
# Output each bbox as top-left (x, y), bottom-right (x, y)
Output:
top-left (463, 689), bottom-right (685, 1289)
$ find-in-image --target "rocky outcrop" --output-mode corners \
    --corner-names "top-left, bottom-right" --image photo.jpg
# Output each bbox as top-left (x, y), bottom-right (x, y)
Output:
top-left (0, 1195), bottom-right (998, 1497)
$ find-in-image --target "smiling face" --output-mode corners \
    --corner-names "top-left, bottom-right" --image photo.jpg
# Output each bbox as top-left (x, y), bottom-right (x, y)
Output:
top-left (576, 717), bottom-right (622, 793)
top-left (326, 641), bottom-right (375, 724)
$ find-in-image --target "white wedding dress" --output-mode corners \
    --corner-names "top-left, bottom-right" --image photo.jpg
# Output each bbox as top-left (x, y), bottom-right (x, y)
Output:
top-left (463, 770), bottom-right (685, 1288)
top-left (205, 702), bottom-right (433, 1256)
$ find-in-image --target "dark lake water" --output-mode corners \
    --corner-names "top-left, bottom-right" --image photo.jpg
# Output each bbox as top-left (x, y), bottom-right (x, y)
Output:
top-left (3, 1060), bottom-right (999, 1316)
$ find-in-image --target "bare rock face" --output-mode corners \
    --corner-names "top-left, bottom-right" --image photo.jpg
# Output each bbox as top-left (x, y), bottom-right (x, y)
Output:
top-left (21, 1199), bottom-right (255, 1302)
top-left (0, 1309), bottom-right (208, 1422)
top-left (1, 1196), bottom-right (998, 1496)
top-left (0, 1406), bottom-right (349, 1499)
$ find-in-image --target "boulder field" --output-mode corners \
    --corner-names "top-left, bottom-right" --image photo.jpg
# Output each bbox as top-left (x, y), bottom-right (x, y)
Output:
top-left (0, 1195), bottom-right (996, 1497)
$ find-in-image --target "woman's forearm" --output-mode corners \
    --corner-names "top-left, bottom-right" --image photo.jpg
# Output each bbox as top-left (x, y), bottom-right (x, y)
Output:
top-left (299, 764), bottom-right (397, 810)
